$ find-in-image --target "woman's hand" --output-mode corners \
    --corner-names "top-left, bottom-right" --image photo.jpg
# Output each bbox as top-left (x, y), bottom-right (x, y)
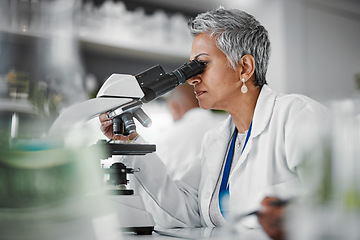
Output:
top-left (99, 113), bottom-right (138, 140)
top-left (99, 113), bottom-right (114, 139)
top-left (257, 196), bottom-right (286, 240)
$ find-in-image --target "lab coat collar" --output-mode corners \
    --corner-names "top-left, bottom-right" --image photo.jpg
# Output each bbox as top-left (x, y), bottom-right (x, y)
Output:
top-left (235, 85), bottom-right (277, 166)
top-left (205, 84), bottom-right (278, 149)
top-left (214, 84), bottom-right (278, 139)
top-left (251, 84), bottom-right (278, 138)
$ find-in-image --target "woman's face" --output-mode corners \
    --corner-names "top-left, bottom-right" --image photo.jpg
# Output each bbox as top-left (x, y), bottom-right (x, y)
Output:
top-left (188, 33), bottom-right (241, 111)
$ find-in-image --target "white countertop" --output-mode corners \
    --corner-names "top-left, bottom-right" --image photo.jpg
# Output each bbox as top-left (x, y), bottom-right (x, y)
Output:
top-left (121, 227), bottom-right (270, 240)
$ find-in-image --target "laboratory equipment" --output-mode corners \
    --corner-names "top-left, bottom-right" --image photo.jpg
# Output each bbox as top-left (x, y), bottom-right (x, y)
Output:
top-left (94, 139), bottom-right (157, 235)
top-left (48, 59), bottom-right (204, 136)
top-left (48, 59), bottom-right (205, 234)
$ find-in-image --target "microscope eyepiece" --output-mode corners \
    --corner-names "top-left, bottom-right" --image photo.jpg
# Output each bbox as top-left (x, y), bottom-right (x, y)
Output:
top-left (136, 59), bottom-right (205, 103)
top-left (172, 60), bottom-right (205, 84)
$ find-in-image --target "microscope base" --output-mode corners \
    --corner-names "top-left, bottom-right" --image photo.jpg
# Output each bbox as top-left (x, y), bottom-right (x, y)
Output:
top-left (108, 194), bottom-right (155, 235)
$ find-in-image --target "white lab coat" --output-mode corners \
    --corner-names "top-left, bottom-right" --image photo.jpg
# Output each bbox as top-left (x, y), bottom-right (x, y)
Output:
top-left (155, 108), bottom-right (227, 180)
top-left (121, 85), bottom-right (330, 229)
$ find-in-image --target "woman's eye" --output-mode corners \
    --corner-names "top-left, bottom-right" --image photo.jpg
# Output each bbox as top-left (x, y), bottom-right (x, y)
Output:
top-left (199, 60), bottom-right (208, 67)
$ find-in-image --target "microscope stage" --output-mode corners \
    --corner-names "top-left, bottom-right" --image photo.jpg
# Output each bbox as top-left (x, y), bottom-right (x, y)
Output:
top-left (93, 140), bottom-right (156, 156)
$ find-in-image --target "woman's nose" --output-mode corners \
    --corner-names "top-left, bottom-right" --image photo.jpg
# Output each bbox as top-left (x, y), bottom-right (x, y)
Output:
top-left (187, 76), bottom-right (201, 86)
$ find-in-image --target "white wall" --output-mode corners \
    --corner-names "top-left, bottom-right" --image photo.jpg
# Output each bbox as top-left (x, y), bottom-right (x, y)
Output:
top-left (281, 0), bottom-right (360, 101)
top-left (301, 0), bottom-right (360, 101)
top-left (218, 0), bottom-right (360, 102)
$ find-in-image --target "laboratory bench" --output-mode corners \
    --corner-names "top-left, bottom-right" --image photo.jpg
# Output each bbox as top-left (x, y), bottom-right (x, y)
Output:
top-left (121, 227), bottom-right (270, 240)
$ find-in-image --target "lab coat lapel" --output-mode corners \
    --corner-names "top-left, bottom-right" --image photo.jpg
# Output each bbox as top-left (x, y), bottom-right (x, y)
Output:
top-left (205, 85), bottom-right (278, 187)
top-left (251, 85), bottom-right (277, 138)
top-left (236, 85), bottom-right (277, 166)
top-left (205, 116), bottom-right (234, 186)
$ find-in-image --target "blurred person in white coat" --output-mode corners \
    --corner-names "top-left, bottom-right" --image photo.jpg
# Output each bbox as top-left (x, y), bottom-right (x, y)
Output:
top-left (156, 83), bottom-right (226, 180)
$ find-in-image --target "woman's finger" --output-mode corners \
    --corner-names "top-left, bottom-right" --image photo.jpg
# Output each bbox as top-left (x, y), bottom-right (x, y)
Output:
top-left (101, 119), bottom-right (112, 127)
top-left (99, 113), bottom-right (110, 122)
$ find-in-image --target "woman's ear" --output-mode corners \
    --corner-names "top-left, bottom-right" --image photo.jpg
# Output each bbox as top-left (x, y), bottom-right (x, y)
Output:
top-left (239, 54), bottom-right (255, 81)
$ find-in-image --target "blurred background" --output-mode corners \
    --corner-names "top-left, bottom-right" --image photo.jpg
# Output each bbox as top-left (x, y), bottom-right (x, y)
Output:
top-left (0, 1), bottom-right (360, 239)
top-left (0, 0), bottom-right (359, 139)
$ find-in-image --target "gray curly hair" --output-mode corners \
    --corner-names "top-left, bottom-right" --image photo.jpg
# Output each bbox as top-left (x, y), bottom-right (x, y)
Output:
top-left (188, 7), bottom-right (270, 87)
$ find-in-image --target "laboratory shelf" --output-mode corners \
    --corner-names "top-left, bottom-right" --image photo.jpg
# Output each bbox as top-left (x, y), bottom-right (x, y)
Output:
top-left (0, 27), bottom-right (190, 64)
top-left (78, 34), bottom-right (189, 63)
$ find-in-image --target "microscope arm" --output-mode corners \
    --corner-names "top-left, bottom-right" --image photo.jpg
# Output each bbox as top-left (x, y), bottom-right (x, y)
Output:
top-left (48, 74), bottom-right (143, 137)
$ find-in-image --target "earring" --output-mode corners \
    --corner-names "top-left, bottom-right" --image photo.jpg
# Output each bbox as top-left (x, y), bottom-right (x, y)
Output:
top-left (241, 78), bottom-right (248, 93)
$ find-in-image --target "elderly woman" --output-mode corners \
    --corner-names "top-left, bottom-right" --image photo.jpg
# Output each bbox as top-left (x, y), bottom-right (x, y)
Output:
top-left (99, 7), bottom-right (329, 236)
